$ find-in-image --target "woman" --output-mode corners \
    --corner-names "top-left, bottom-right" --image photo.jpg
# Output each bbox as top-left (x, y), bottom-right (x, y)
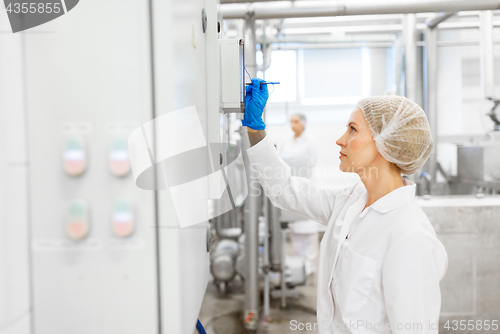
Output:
top-left (242, 78), bottom-right (448, 333)
top-left (278, 113), bottom-right (321, 276)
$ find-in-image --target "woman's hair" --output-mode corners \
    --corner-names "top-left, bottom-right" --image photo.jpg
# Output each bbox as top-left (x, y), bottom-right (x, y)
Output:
top-left (291, 113), bottom-right (307, 130)
top-left (356, 96), bottom-right (433, 175)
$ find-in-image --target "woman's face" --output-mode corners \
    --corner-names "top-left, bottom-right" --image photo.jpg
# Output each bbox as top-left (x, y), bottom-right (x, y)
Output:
top-left (336, 107), bottom-right (382, 175)
top-left (290, 116), bottom-right (304, 134)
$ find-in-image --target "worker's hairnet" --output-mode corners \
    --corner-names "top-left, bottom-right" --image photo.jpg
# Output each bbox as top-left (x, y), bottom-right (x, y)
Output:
top-left (356, 95), bottom-right (433, 175)
top-left (291, 113), bottom-right (307, 129)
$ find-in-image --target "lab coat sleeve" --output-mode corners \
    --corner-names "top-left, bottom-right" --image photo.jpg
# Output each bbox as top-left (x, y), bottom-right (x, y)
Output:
top-left (246, 134), bottom-right (355, 225)
top-left (277, 140), bottom-right (284, 156)
top-left (382, 231), bottom-right (448, 334)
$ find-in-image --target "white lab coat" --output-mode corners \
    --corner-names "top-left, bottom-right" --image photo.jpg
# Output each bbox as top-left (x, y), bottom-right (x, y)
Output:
top-left (278, 131), bottom-right (320, 234)
top-left (246, 134), bottom-right (448, 334)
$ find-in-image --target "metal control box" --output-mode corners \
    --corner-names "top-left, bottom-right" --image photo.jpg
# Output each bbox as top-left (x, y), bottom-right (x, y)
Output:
top-left (457, 143), bottom-right (500, 181)
top-left (219, 39), bottom-right (245, 113)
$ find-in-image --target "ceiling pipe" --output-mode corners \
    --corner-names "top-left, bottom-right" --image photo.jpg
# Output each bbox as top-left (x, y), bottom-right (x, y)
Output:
top-left (277, 14), bottom-right (404, 27)
top-left (270, 41), bottom-right (394, 49)
top-left (257, 42), bottom-right (273, 72)
top-left (222, 0), bottom-right (281, 3)
top-left (223, 19), bottom-right (500, 41)
top-left (279, 21), bottom-right (500, 35)
top-left (426, 12), bottom-right (458, 29)
top-left (244, 21), bottom-right (500, 37)
top-left (259, 35), bottom-right (397, 44)
top-left (222, 0), bottom-right (500, 20)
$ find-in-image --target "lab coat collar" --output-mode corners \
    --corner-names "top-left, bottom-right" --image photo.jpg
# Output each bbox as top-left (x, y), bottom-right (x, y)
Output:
top-left (358, 177), bottom-right (416, 217)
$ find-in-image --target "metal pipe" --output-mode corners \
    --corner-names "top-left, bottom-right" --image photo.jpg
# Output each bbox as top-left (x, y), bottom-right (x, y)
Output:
top-left (257, 20), bottom-right (273, 73)
top-left (395, 39), bottom-right (403, 96)
top-left (280, 24), bottom-right (404, 35)
top-left (420, 11), bottom-right (455, 191)
top-left (214, 215), bottom-right (222, 237)
top-left (275, 21), bottom-right (500, 35)
top-left (222, 20), bottom-right (500, 41)
top-left (416, 39), bottom-right (500, 46)
top-left (268, 200), bottom-right (282, 271)
top-left (259, 34), bottom-right (397, 44)
top-left (280, 229), bottom-right (287, 308)
top-left (426, 12), bottom-right (457, 29)
top-left (271, 42), bottom-right (394, 49)
top-left (402, 14), bottom-right (419, 184)
top-left (404, 14), bottom-right (418, 102)
top-left (258, 42), bottom-right (273, 72)
top-left (263, 198), bottom-right (270, 317)
top-left (419, 172), bottom-right (432, 199)
top-left (222, 0), bottom-right (281, 3)
top-left (245, 15), bottom-right (258, 76)
top-left (222, 0), bottom-right (500, 20)
top-left (424, 23), bottom-right (439, 188)
top-left (480, 10), bottom-right (494, 98)
top-left (279, 13), bottom-right (404, 25)
top-left (242, 13), bottom-right (260, 333)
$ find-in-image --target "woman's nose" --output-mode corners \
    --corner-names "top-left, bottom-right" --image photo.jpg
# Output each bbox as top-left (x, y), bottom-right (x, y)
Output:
top-left (336, 134), bottom-right (345, 147)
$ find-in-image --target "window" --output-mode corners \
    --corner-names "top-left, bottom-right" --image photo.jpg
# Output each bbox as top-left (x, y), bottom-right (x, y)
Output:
top-left (264, 50), bottom-right (297, 103)
top-left (298, 47), bottom-right (371, 105)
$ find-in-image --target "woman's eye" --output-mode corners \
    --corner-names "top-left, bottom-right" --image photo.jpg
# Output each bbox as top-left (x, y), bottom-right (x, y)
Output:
top-left (350, 126), bottom-right (355, 132)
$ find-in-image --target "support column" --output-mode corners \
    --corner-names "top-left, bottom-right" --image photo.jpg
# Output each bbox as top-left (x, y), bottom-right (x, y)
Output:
top-left (424, 27), bottom-right (438, 184)
top-left (480, 10), bottom-right (494, 99)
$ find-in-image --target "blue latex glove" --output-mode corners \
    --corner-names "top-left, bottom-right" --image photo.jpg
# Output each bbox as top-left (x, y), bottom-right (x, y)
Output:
top-left (242, 77), bottom-right (269, 130)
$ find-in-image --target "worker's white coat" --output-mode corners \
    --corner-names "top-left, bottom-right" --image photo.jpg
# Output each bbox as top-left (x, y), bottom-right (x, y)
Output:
top-left (246, 134), bottom-right (448, 334)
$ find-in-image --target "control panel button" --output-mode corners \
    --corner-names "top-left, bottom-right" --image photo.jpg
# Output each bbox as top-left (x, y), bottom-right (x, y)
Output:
top-left (63, 137), bottom-right (86, 176)
top-left (65, 199), bottom-right (89, 240)
top-left (112, 199), bottom-right (134, 238)
top-left (109, 138), bottom-right (130, 177)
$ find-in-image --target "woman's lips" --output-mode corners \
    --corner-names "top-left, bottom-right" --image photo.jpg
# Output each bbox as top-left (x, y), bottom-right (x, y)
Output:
top-left (339, 152), bottom-right (347, 159)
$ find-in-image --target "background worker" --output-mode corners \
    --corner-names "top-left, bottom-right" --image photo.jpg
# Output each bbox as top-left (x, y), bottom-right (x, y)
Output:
top-left (278, 113), bottom-right (321, 276)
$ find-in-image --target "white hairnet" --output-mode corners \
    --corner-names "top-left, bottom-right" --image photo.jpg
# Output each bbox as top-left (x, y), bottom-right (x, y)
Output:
top-left (291, 113), bottom-right (307, 129)
top-left (356, 95), bottom-right (433, 175)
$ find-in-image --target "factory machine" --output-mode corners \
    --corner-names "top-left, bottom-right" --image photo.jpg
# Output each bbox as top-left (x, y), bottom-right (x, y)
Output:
top-left (0, 0), bottom-right (258, 333)
top-left (430, 93), bottom-right (500, 197)
top-left (210, 137), bottom-right (309, 331)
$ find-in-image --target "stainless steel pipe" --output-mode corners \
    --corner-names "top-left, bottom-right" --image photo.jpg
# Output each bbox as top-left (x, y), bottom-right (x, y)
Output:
top-left (268, 200), bottom-right (282, 271)
top-left (404, 14), bottom-right (418, 102)
top-left (222, 0), bottom-right (500, 20)
top-left (424, 21), bottom-right (439, 186)
top-left (242, 13), bottom-right (261, 333)
top-left (480, 10), bottom-right (495, 98)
